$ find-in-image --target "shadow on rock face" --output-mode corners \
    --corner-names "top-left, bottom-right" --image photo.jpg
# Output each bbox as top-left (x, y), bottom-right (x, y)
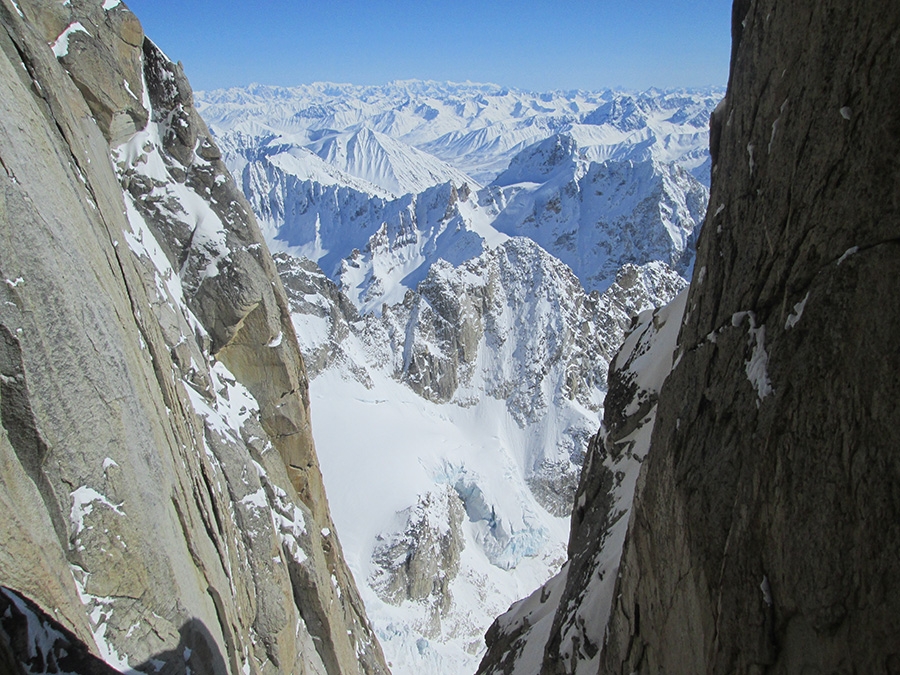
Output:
top-left (0, 586), bottom-right (227, 675)
top-left (132, 617), bottom-right (229, 675)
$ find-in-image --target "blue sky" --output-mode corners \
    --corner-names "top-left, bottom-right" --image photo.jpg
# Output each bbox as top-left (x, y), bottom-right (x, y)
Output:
top-left (125, 0), bottom-right (731, 92)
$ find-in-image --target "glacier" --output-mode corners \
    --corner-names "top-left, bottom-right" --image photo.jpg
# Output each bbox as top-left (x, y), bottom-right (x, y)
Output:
top-left (196, 80), bottom-right (720, 675)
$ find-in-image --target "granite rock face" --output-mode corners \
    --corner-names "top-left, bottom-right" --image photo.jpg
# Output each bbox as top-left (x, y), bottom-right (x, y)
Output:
top-left (599, 2), bottom-right (900, 673)
top-left (0, 1), bottom-right (388, 673)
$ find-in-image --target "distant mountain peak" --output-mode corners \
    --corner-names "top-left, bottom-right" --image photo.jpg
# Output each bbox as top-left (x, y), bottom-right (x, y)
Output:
top-left (197, 80), bottom-right (719, 675)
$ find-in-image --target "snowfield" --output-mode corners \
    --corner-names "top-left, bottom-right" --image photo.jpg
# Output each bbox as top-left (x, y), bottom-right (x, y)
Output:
top-left (199, 80), bottom-right (718, 675)
top-left (311, 369), bottom-right (572, 672)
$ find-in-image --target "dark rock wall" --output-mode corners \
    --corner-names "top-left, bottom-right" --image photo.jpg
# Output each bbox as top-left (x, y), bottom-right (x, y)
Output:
top-left (600, 2), bottom-right (900, 673)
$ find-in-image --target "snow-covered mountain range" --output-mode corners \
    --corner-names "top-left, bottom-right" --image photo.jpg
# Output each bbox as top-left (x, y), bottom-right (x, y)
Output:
top-left (198, 80), bottom-right (720, 190)
top-left (196, 80), bottom-right (720, 675)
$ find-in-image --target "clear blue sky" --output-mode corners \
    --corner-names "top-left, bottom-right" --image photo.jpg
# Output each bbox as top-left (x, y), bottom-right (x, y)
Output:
top-left (124, 0), bottom-right (731, 92)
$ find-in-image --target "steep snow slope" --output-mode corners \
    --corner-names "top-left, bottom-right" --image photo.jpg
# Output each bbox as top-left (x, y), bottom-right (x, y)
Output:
top-left (579, 90), bottom-right (718, 183)
top-left (274, 247), bottom-right (687, 674)
top-left (305, 126), bottom-right (478, 196)
top-left (476, 291), bottom-right (688, 675)
top-left (216, 124), bottom-right (475, 199)
top-left (486, 138), bottom-right (708, 291)
top-left (243, 177), bottom-right (503, 313)
top-left (195, 80), bottom-right (715, 675)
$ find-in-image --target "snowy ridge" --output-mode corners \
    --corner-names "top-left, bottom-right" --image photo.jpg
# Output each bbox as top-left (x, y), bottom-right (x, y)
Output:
top-left (477, 290), bottom-right (688, 675)
top-left (247, 176), bottom-right (499, 313)
top-left (198, 81), bottom-right (722, 187)
top-left (486, 144), bottom-right (708, 293)
top-left (275, 248), bottom-right (688, 675)
top-left (305, 126), bottom-right (478, 196)
top-left (207, 82), bottom-right (714, 311)
top-left (242, 149), bottom-right (704, 313)
top-left (195, 80), bottom-right (716, 675)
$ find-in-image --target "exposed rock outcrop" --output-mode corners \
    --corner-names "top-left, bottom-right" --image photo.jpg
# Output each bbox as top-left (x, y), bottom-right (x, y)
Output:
top-left (0, 1), bottom-right (388, 673)
top-left (370, 487), bottom-right (466, 637)
top-left (278, 239), bottom-right (686, 523)
top-left (599, 2), bottom-right (900, 673)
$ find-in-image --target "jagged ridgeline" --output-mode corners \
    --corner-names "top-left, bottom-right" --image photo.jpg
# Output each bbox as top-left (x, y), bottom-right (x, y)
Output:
top-left (196, 39), bottom-right (722, 675)
top-left (479, 2), bottom-right (900, 674)
top-left (196, 72), bottom-right (719, 673)
top-left (0, 1), bottom-right (389, 673)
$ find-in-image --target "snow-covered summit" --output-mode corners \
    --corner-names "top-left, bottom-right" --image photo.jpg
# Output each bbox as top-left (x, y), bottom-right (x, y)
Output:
top-left (202, 80), bottom-right (715, 311)
top-left (197, 80), bottom-right (722, 187)
top-left (487, 149), bottom-right (708, 293)
top-left (304, 126), bottom-right (477, 196)
top-left (196, 79), bottom-right (718, 675)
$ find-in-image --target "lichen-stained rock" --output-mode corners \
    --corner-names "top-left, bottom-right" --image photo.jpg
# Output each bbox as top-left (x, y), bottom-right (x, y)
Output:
top-left (0, 1), bottom-right (389, 673)
top-left (599, 2), bottom-right (900, 673)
